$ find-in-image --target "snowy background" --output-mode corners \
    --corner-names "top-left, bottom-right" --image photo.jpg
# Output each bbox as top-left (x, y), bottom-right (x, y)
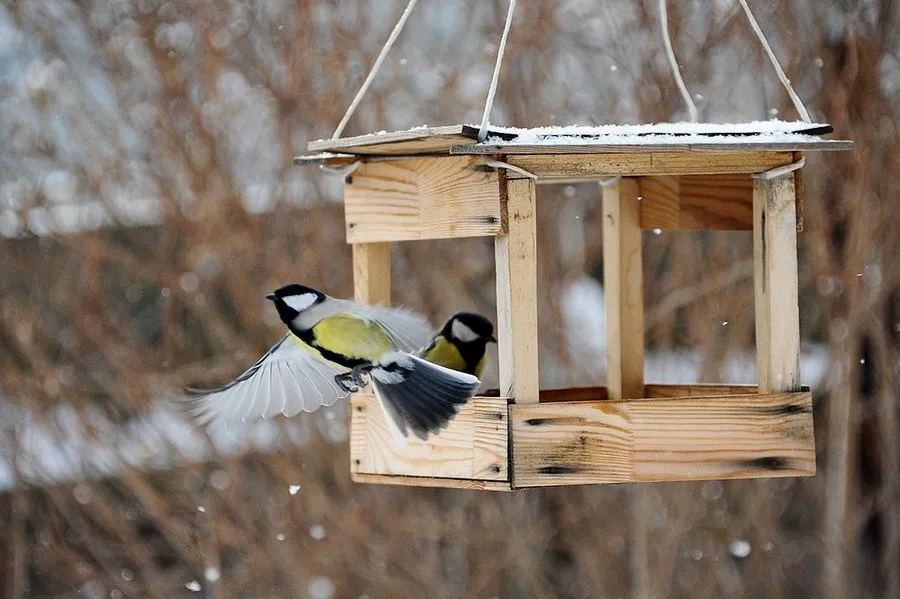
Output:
top-left (1, 1), bottom-right (897, 598)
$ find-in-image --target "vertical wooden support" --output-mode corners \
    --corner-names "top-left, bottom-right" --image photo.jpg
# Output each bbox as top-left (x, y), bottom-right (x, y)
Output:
top-left (602, 178), bottom-right (645, 399)
top-left (495, 178), bottom-right (539, 403)
top-left (352, 243), bottom-right (391, 306)
top-left (753, 174), bottom-right (801, 393)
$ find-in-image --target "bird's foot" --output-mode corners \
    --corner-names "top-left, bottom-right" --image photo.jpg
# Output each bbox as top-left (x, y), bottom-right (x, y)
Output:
top-left (334, 373), bottom-right (361, 395)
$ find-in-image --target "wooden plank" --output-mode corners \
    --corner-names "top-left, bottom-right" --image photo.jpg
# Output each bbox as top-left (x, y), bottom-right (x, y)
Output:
top-left (344, 156), bottom-right (504, 243)
top-left (308, 125), bottom-right (516, 156)
top-left (645, 384), bottom-right (760, 398)
top-left (352, 243), bottom-right (391, 306)
top-left (603, 178), bottom-right (645, 399)
top-left (538, 384), bottom-right (761, 402)
top-left (754, 174), bottom-right (801, 393)
top-left (510, 392), bottom-right (816, 487)
top-left (494, 178), bottom-right (540, 403)
top-left (793, 151), bottom-right (805, 232)
top-left (292, 152), bottom-right (358, 166)
top-left (452, 139), bottom-right (854, 155)
top-left (351, 473), bottom-right (512, 491)
top-left (350, 394), bottom-right (509, 480)
top-left (639, 175), bottom-right (754, 230)
top-left (494, 152), bottom-right (795, 181)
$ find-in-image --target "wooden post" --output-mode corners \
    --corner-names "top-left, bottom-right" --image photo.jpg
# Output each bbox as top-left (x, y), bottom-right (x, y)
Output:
top-left (602, 178), bottom-right (645, 399)
top-left (495, 178), bottom-right (539, 403)
top-left (352, 243), bottom-right (391, 306)
top-left (753, 174), bottom-right (801, 393)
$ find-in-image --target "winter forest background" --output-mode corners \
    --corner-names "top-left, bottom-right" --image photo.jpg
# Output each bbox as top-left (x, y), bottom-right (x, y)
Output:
top-left (1, 0), bottom-right (898, 597)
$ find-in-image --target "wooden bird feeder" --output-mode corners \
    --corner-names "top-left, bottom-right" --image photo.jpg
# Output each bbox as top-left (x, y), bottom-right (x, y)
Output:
top-left (296, 122), bottom-right (852, 491)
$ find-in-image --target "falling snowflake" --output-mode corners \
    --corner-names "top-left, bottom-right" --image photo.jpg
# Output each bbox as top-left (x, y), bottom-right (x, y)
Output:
top-left (310, 525), bottom-right (326, 540)
top-left (289, 484), bottom-right (301, 495)
top-left (204, 567), bottom-right (220, 582)
top-left (729, 539), bottom-right (751, 558)
top-left (185, 581), bottom-right (202, 592)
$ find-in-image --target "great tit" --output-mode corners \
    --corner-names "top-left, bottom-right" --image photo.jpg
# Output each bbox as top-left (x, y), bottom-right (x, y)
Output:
top-left (420, 312), bottom-right (497, 378)
top-left (184, 284), bottom-right (480, 443)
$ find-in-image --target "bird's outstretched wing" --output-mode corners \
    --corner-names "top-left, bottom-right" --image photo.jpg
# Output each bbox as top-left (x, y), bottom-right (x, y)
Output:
top-left (182, 334), bottom-right (347, 426)
top-left (369, 353), bottom-right (480, 441)
top-left (328, 300), bottom-right (434, 353)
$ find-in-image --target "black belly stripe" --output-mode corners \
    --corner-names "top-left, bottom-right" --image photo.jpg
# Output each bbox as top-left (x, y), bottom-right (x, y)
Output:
top-left (289, 326), bottom-right (371, 369)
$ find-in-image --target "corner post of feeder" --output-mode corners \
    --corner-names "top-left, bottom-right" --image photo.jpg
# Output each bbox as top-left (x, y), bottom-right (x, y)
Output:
top-left (352, 243), bottom-right (391, 306)
top-left (753, 173), bottom-right (800, 393)
top-left (495, 178), bottom-right (539, 403)
top-left (602, 177), bottom-right (645, 399)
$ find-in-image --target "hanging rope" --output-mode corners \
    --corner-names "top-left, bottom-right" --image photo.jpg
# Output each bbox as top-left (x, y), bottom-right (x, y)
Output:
top-left (331, 0), bottom-right (420, 139)
top-left (480, 158), bottom-right (537, 180)
top-left (736, 0), bottom-right (812, 123)
top-left (477, 0), bottom-right (517, 142)
top-left (752, 155), bottom-right (805, 180)
top-left (659, 0), bottom-right (698, 123)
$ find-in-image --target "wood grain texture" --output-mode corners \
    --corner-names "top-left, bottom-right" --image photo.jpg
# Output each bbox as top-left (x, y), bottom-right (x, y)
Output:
top-left (452, 139), bottom-right (854, 155)
top-left (352, 243), bottom-right (391, 306)
top-left (495, 179), bottom-right (540, 403)
top-left (351, 472), bottom-right (512, 491)
top-left (344, 157), bottom-right (504, 242)
top-left (639, 175), bottom-right (754, 230)
top-left (510, 392), bottom-right (816, 487)
top-left (495, 152), bottom-right (795, 181)
top-left (350, 394), bottom-right (509, 481)
top-left (754, 174), bottom-right (801, 393)
top-left (538, 384), bottom-right (762, 402)
top-left (309, 125), bottom-right (474, 155)
top-left (603, 178), bottom-right (645, 399)
top-left (308, 125), bottom-right (516, 155)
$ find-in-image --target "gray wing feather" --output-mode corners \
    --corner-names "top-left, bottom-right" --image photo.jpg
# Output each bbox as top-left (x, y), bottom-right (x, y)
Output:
top-left (182, 335), bottom-right (346, 426)
top-left (326, 300), bottom-right (435, 353)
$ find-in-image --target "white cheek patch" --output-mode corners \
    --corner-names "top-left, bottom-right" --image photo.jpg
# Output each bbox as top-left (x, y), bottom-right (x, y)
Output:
top-left (283, 293), bottom-right (318, 313)
top-left (451, 319), bottom-right (479, 343)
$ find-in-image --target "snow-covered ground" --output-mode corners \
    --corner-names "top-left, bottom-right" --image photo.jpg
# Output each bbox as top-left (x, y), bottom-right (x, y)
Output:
top-left (0, 274), bottom-right (829, 491)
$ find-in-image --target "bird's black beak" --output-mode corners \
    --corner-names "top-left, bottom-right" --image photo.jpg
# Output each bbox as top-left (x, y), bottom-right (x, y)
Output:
top-left (488, 335), bottom-right (498, 343)
top-left (265, 293), bottom-right (277, 301)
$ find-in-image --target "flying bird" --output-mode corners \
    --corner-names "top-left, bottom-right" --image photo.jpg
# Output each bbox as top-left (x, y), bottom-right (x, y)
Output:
top-left (183, 284), bottom-right (480, 443)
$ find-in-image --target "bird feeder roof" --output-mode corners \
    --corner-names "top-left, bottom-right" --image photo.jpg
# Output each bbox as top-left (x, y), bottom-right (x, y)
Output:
top-left (301, 121), bottom-right (852, 161)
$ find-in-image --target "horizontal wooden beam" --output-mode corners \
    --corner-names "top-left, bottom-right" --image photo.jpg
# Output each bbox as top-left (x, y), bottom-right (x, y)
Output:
top-left (452, 139), bottom-right (854, 154)
top-left (351, 472), bottom-right (512, 491)
top-left (344, 156), bottom-right (504, 243)
top-left (498, 152), bottom-right (794, 181)
top-left (639, 175), bottom-right (754, 230)
top-left (510, 391), bottom-right (815, 488)
top-left (537, 384), bottom-right (762, 402)
top-left (350, 394), bottom-right (509, 481)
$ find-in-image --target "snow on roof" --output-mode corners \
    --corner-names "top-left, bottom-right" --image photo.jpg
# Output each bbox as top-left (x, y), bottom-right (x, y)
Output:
top-left (484, 120), bottom-right (832, 139)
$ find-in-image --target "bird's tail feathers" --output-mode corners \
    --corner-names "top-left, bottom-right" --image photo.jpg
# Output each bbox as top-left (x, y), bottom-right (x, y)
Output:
top-left (369, 352), bottom-right (479, 442)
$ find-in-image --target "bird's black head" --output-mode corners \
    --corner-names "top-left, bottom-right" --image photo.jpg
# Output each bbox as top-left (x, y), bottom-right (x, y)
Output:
top-left (443, 312), bottom-right (497, 346)
top-left (265, 284), bottom-right (326, 324)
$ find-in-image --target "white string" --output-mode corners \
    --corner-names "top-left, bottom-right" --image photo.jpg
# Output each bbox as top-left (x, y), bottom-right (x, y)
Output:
top-left (480, 158), bottom-right (537, 180)
top-left (752, 155), bottom-right (805, 180)
top-left (331, 0), bottom-right (420, 139)
top-left (659, 0), bottom-right (698, 123)
top-left (478, 0), bottom-right (517, 142)
top-left (736, 0), bottom-right (812, 123)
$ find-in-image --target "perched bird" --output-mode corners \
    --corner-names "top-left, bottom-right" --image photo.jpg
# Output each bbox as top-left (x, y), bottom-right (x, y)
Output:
top-left (420, 312), bottom-right (497, 378)
top-left (183, 284), bottom-right (480, 444)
